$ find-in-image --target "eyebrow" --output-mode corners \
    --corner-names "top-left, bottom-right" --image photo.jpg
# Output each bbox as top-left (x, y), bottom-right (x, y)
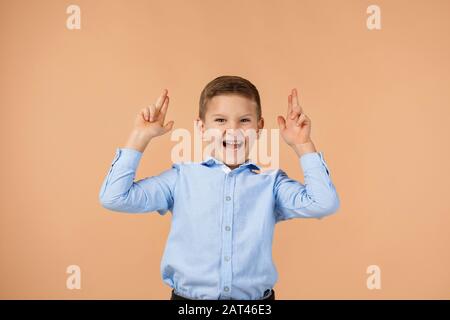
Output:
top-left (211, 113), bottom-right (253, 117)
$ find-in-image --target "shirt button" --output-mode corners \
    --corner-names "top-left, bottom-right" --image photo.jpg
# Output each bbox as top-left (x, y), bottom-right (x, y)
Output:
top-left (224, 286), bottom-right (229, 292)
top-left (225, 196), bottom-right (231, 201)
top-left (225, 226), bottom-right (231, 231)
top-left (224, 256), bottom-right (230, 261)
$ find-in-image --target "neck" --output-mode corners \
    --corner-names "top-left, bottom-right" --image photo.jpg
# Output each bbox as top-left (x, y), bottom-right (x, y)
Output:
top-left (226, 164), bottom-right (239, 170)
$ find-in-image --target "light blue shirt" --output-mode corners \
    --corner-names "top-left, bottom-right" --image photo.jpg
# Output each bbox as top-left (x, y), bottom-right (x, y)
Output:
top-left (99, 147), bottom-right (340, 300)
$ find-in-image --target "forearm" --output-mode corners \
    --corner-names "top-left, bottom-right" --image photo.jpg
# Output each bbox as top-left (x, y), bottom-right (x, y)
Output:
top-left (291, 140), bottom-right (317, 158)
top-left (124, 129), bottom-right (153, 153)
top-left (99, 148), bottom-right (143, 207)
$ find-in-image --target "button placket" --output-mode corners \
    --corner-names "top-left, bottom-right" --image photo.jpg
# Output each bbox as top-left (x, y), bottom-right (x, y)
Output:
top-left (220, 172), bottom-right (234, 297)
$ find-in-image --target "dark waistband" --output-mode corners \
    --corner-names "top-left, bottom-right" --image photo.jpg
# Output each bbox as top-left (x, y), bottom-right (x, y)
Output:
top-left (171, 289), bottom-right (275, 300)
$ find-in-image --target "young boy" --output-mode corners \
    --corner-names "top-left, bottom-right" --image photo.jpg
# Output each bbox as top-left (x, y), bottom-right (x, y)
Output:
top-left (99, 76), bottom-right (340, 300)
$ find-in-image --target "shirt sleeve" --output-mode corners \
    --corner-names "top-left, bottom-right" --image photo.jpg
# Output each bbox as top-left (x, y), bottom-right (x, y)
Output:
top-left (274, 151), bottom-right (340, 222)
top-left (98, 147), bottom-right (178, 215)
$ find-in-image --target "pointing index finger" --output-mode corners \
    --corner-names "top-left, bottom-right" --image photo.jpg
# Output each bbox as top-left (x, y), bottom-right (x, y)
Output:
top-left (158, 95), bottom-right (170, 124)
top-left (156, 89), bottom-right (168, 109)
top-left (292, 88), bottom-right (300, 108)
top-left (287, 94), bottom-right (293, 119)
top-left (291, 88), bottom-right (303, 118)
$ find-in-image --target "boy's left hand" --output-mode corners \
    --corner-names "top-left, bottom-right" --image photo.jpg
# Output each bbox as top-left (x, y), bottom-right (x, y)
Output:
top-left (277, 88), bottom-right (312, 143)
top-left (277, 88), bottom-right (317, 157)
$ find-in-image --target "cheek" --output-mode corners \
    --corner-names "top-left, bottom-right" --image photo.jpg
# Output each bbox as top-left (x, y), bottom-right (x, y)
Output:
top-left (203, 122), bottom-right (222, 131)
top-left (202, 125), bottom-right (225, 143)
top-left (242, 128), bottom-right (259, 141)
top-left (243, 123), bottom-right (259, 132)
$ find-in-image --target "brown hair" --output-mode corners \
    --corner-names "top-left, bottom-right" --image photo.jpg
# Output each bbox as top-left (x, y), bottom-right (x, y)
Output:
top-left (199, 75), bottom-right (262, 120)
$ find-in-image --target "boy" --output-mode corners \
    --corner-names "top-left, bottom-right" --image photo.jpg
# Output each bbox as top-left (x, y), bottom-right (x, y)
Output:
top-left (99, 76), bottom-right (340, 300)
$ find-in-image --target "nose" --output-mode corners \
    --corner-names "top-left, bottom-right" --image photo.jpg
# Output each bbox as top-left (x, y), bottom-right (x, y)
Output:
top-left (225, 120), bottom-right (241, 131)
top-left (224, 125), bottom-right (244, 140)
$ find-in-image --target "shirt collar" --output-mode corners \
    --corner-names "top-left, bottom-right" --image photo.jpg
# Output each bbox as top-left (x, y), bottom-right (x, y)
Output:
top-left (201, 156), bottom-right (260, 172)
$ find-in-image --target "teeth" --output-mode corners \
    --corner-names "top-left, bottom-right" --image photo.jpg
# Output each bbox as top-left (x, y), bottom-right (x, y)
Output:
top-left (223, 140), bottom-right (244, 148)
top-left (224, 141), bottom-right (243, 145)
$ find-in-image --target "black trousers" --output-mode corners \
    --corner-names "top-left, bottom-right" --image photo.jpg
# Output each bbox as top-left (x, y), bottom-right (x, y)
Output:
top-left (170, 289), bottom-right (275, 300)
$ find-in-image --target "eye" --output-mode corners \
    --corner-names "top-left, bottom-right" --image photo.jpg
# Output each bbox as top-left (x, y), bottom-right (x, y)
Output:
top-left (241, 118), bottom-right (251, 123)
top-left (214, 118), bottom-right (226, 123)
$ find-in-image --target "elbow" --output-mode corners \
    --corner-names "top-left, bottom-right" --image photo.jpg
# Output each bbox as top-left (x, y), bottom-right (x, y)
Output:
top-left (98, 183), bottom-right (114, 211)
top-left (324, 199), bottom-right (340, 216)
top-left (99, 191), bottom-right (123, 212)
top-left (98, 183), bottom-right (127, 212)
top-left (315, 194), bottom-right (340, 219)
top-left (99, 192), bottom-right (148, 214)
top-left (99, 196), bottom-right (117, 211)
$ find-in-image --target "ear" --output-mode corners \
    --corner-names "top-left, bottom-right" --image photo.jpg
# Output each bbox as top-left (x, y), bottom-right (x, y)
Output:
top-left (196, 117), bottom-right (205, 135)
top-left (257, 117), bottom-right (264, 137)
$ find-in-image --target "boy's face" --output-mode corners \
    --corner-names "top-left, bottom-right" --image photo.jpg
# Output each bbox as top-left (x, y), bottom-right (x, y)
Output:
top-left (197, 94), bottom-right (264, 169)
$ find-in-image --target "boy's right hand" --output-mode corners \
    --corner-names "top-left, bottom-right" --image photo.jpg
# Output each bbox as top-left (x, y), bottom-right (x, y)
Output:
top-left (136, 89), bottom-right (174, 138)
top-left (124, 89), bottom-right (174, 152)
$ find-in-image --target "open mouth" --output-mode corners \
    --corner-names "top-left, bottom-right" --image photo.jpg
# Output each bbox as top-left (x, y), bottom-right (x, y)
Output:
top-left (222, 139), bottom-right (244, 150)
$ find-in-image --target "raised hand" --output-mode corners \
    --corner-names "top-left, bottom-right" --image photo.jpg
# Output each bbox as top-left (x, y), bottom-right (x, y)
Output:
top-left (125, 89), bottom-right (174, 152)
top-left (135, 89), bottom-right (174, 138)
top-left (277, 88), bottom-right (316, 156)
top-left (277, 88), bottom-right (312, 146)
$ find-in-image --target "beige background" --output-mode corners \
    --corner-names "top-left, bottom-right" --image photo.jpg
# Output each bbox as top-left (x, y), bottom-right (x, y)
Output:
top-left (1, 0), bottom-right (449, 299)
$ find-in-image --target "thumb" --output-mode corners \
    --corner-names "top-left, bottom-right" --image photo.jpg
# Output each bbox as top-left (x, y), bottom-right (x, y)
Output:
top-left (163, 121), bottom-right (174, 133)
top-left (277, 116), bottom-right (286, 130)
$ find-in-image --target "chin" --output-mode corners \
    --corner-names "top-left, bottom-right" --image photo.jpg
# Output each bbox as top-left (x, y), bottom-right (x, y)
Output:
top-left (224, 159), bottom-right (243, 166)
top-left (213, 150), bottom-right (247, 166)
top-left (220, 146), bottom-right (248, 164)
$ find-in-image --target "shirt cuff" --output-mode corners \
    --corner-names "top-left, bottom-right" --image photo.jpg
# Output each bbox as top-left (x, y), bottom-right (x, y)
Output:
top-left (111, 147), bottom-right (143, 170)
top-left (299, 151), bottom-right (330, 175)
